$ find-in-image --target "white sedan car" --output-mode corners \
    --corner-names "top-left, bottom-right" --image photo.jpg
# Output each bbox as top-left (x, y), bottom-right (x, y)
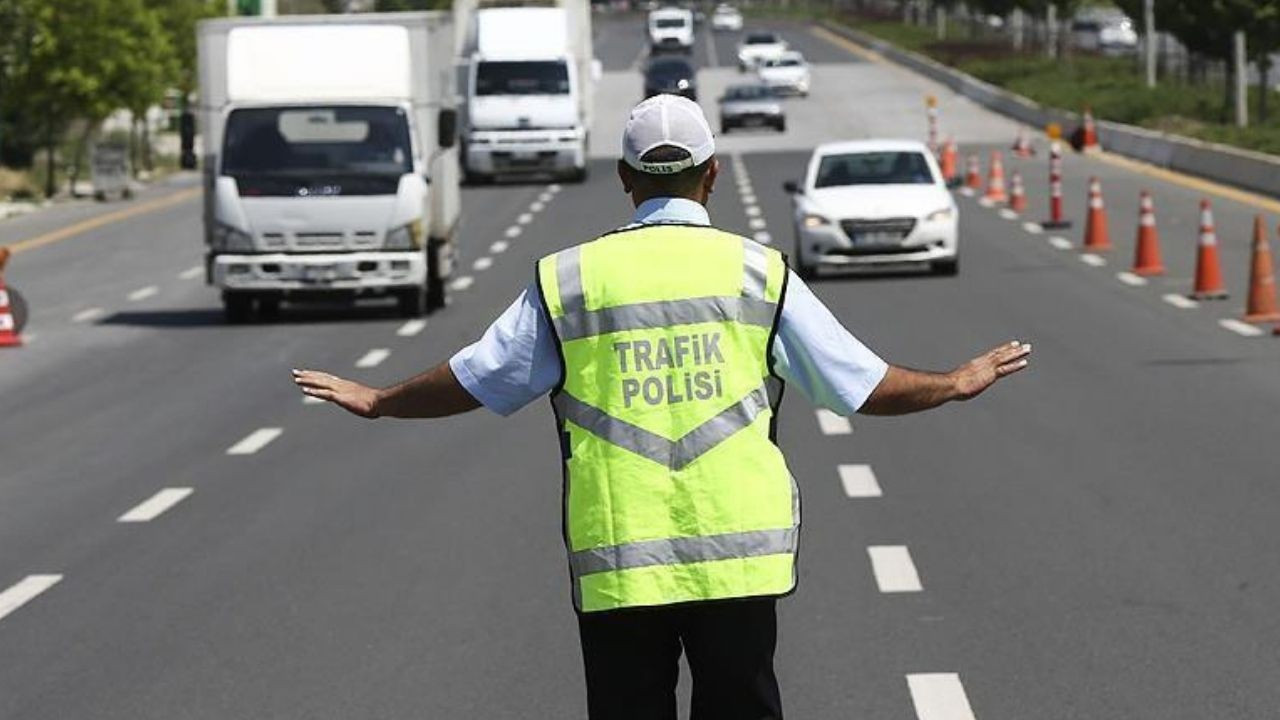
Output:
top-left (757, 51), bottom-right (809, 96)
top-left (786, 140), bottom-right (959, 277)
top-left (711, 4), bottom-right (743, 31)
top-left (737, 31), bottom-right (787, 71)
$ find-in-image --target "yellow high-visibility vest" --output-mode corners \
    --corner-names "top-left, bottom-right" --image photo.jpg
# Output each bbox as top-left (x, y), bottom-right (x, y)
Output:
top-left (536, 223), bottom-right (799, 613)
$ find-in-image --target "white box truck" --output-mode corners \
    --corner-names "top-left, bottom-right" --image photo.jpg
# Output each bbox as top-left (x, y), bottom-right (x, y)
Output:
top-left (196, 12), bottom-right (461, 322)
top-left (454, 0), bottom-right (598, 183)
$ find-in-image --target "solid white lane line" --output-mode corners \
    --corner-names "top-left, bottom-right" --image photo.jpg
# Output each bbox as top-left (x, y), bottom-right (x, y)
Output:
top-left (906, 673), bottom-right (978, 720)
top-left (530, 201), bottom-right (545, 213)
top-left (838, 464), bottom-right (882, 498)
top-left (1079, 253), bottom-right (1107, 267)
top-left (1022, 221), bottom-right (1044, 234)
top-left (1116, 271), bottom-right (1147, 286)
top-left (227, 427), bottom-right (283, 455)
top-left (118, 487), bottom-right (193, 523)
top-left (867, 545), bottom-right (923, 593)
top-left (744, 205), bottom-right (761, 217)
top-left (749, 217), bottom-right (768, 230)
top-left (998, 208), bottom-right (1018, 220)
top-left (517, 213), bottom-right (534, 225)
top-left (1162, 293), bottom-right (1198, 309)
top-left (754, 231), bottom-right (772, 245)
top-left (1047, 236), bottom-right (1072, 250)
top-left (815, 409), bottom-right (852, 435)
top-left (72, 307), bottom-right (106, 323)
top-left (473, 256), bottom-right (493, 271)
top-left (178, 265), bottom-right (204, 280)
top-left (0, 575), bottom-right (62, 623)
top-left (450, 275), bottom-right (475, 291)
top-left (397, 319), bottom-right (427, 337)
top-left (504, 225), bottom-right (522, 238)
top-left (127, 285), bottom-right (158, 301)
top-left (356, 348), bottom-right (391, 368)
top-left (490, 240), bottom-right (510, 254)
top-left (1220, 318), bottom-right (1265, 336)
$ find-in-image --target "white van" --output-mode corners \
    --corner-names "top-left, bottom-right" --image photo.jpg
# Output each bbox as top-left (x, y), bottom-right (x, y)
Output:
top-left (648, 8), bottom-right (694, 53)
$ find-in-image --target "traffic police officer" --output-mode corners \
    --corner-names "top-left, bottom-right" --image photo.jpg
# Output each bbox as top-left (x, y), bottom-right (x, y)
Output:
top-left (294, 94), bottom-right (1032, 719)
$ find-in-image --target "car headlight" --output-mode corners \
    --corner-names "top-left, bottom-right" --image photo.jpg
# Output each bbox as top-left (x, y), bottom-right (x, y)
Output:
top-left (212, 222), bottom-right (254, 252)
top-left (802, 214), bottom-right (831, 228)
top-left (925, 207), bottom-right (955, 223)
top-left (385, 220), bottom-right (424, 250)
top-left (677, 78), bottom-right (690, 90)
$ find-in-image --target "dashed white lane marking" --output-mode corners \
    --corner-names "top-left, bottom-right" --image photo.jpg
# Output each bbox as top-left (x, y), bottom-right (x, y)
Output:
top-left (838, 464), bottom-right (882, 498)
top-left (1047, 236), bottom-right (1072, 250)
top-left (977, 197), bottom-right (994, 208)
top-left (356, 348), bottom-right (391, 368)
top-left (517, 213), bottom-right (534, 225)
top-left (1023, 221), bottom-right (1044, 234)
top-left (473, 256), bottom-right (494, 271)
top-left (998, 208), bottom-right (1018, 220)
top-left (490, 240), bottom-right (509, 254)
top-left (1079, 253), bottom-right (1107, 267)
top-left (749, 217), bottom-right (768, 230)
top-left (0, 575), bottom-right (62, 623)
top-left (548, 183), bottom-right (562, 193)
top-left (178, 265), bottom-right (204, 280)
top-left (450, 275), bottom-right (475, 291)
top-left (1116, 271), bottom-right (1147, 286)
top-left (303, 395), bottom-right (324, 405)
top-left (815, 409), bottom-right (852, 435)
top-left (504, 225), bottom-right (522, 239)
top-left (754, 231), bottom-right (772, 245)
top-left (907, 673), bottom-right (978, 720)
top-left (1220, 318), bottom-right (1265, 336)
top-left (72, 307), bottom-right (106, 323)
top-left (1162, 293), bottom-right (1198, 309)
top-left (397, 319), bottom-right (427, 337)
top-left (127, 285), bottom-right (158, 301)
top-left (118, 487), bottom-right (193, 523)
top-left (737, 182), bottom-right (754, 195)
top-left (530, 201), bottom-right (545, 213)
top-left (538, 192), bottom-right (553, 203)
top-left (867, 545), bottom-right (923, 593)
top-left (741, 193), bottom-right (757, 205)
top-left (744, 205), bottom-right (761, 217)
top-left (958, 187), bottom-right (975, 197)
top-left (227, 427), bottom-right (283, 455)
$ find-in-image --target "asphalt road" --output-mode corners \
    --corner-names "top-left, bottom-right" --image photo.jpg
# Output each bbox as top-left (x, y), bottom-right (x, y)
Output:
top-left (3, 14), bottom-right (1280, 720)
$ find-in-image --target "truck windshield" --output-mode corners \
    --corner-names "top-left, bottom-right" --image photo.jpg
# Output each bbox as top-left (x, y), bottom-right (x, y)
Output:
top-left (222, 105), bottom-right (413, 182)
top-left (654, 18), bottom-right (687, 28)
top-left (475, 61), bottom-right (570, 96)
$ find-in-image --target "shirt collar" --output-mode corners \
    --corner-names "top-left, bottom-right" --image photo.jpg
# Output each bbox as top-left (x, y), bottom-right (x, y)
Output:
top-left (630, 197), bottom-right (711, 227)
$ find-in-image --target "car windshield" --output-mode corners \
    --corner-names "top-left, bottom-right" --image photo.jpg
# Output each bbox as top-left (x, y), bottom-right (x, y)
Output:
top-left (222, 105), bottom-right (412, 179)
top-left (776, 58), bottom-right (803, 67)
top-left (814, 151), bottom-right (935, 187)
top-left (745, 33), bottom-right (779, 44)
top-left (475, 60), bottom-right (570, 96)
top-left (655, 17), bottom-right (687, 28)
top-left (726, 85), bottom-right (775, 100)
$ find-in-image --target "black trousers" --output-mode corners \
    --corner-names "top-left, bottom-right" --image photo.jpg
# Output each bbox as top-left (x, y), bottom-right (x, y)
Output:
top-left (576, 597), bottom-right (783, 720)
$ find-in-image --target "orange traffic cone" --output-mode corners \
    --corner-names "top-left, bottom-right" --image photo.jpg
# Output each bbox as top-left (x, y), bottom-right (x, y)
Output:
top-left (1243, 215), bottom-right (1280, 322)
top-left (964, 154), bottom-right (982, 191)
top-left (0, 247), bottom-right (23, 348)
top-left (1082, 177), bottom-right (1111, 251)
top-left (1011, 127), bottom-right (1035, 157)
top-left (1191, 200), bottom-right (1228, 300)
top-left (1131, 190), bottom-right (1165, 276)
top-left (1008, 171), bottom-right (1027, 213)
top-left (940, 138), bottom-right (959, 186)
top-left (1079, 105), bottom-right (1101, 153)
top-left (984, 151), bottom-right (1008, 203)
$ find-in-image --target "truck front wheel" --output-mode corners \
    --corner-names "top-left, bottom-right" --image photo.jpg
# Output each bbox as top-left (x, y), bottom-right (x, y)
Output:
top-left (397, 286), bottom-right (428, 318)
top-left (426, 241), bottom-right (448, 312)
top-left (222, 292), bottom-right (253, 324)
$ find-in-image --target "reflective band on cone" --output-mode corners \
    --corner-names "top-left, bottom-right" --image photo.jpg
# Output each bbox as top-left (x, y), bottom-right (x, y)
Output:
top-left (1009, 171), bottom-right (1027, 213)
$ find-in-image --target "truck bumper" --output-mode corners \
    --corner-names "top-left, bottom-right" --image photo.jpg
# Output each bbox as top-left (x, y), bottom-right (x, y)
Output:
top-left (465, 132), bottom-right (586, 176)
top-left (211, 251), bottom-right (426, 293)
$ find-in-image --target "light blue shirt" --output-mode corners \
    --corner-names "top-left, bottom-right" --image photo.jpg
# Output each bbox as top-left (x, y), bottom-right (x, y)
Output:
top-left (449, 197), bottom-right (888, 416)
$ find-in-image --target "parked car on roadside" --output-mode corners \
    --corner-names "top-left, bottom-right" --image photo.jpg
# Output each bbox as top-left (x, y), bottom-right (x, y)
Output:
top-left (718, 83), bottom-right (785, 133)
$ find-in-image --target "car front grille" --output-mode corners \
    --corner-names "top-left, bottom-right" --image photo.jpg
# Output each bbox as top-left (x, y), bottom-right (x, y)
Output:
top-left (840, 217), bottom-right (917, 244)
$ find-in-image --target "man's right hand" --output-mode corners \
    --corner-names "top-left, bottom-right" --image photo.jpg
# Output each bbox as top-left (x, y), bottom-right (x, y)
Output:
top-left (292, 369), bottom-right (381, 418)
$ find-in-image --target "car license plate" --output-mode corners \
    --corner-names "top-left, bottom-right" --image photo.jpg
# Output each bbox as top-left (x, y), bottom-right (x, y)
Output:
top-left (303, 264), bottom-right (334, 282)
top-left (854, 232), bottom-right (900, 245)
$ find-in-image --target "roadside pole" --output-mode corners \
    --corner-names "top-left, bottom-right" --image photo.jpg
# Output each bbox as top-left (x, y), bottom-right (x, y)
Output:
top-left (1234, 31), bottom-right (1248, 129)
top-left (1144, 0), bottom-right (1156, 89)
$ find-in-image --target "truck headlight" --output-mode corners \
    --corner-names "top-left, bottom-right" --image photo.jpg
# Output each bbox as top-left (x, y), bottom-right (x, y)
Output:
top-left (385, 220), bottom-right (423, 250)
top-left (925, 207), bottom-right (955, 223)
top-left (212, 222), bottom-right (254, 252)
top-left (802, 214), bottom-right (831, 228)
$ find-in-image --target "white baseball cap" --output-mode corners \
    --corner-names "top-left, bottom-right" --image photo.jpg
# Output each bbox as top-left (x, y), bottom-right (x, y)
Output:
top-left (622, 94), bottom-right (716, 174)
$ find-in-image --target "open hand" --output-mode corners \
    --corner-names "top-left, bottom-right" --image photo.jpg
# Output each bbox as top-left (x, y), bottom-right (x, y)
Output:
top-left (950, 341), bottom-right (1032, 401)
top-left (292, 369), bottom-right (382, 418)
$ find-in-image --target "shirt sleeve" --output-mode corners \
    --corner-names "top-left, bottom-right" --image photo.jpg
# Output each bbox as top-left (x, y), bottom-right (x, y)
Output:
top-left (449, 283), bottom-right (562, 416)
top-left (771, 270), bottom-right (889, 416)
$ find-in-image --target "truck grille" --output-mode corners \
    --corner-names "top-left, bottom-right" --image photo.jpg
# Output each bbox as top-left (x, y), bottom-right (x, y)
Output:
top-left (258, 230), bottom-right (381, 251)
top-left (840, 217), bottom-right (916, 244)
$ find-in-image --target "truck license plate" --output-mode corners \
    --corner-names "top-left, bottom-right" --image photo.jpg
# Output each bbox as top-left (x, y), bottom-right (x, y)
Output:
top-left (303, 264), bottom-right (334, 282)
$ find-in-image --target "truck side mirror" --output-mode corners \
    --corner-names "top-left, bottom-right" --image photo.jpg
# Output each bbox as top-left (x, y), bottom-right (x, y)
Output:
top-left (783, 180), bottom-right (800, 194)
top-left (438, 108), bottom-right (458, 149)
top-left (179, 111), bottom-right (197, 170)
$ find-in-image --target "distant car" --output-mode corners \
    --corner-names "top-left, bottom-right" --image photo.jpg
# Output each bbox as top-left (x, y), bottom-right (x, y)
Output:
top-left (648, 7), bottom-right (695, 53)
top-left (644, 56), bottom-right (697, 100)
top-left (718, 83), bottom-right (785, 133)
top-left (711, 4), bottom-right (743, 32)
top-left (737, 31), bottom-right (787, 71)
top-left (1071, 14), bottom-right (1138, 54)
top-left (757, 50), bottom-right (809, 96)
top-left (785, 140), bottom-right (958, 278)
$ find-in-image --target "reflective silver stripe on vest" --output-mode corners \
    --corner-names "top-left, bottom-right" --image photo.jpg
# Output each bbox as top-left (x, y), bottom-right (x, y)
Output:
top-left (553, 384), bottom-right (772, 470)
top-left (557, 245), bottom-right (584, 315)
top-left (570, 526), bottom-right (798, 577)
top-left (742, 239), bottom-right (769, 300)
top-left (552, 296), bottom-right (776, 342)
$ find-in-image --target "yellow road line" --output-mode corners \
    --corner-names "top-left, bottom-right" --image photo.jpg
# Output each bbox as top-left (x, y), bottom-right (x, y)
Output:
top-left (810, 24), bottom-right (1280, 214)
top-left (7, 187), bottom-right (201, 255)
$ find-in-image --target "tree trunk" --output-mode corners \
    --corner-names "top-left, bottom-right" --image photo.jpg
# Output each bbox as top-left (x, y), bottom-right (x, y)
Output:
top-left (142, 113), bottom-right (153, 173)
top-left (43, 120), bottom-right (55, 199)
top-left (129, 116), bottom-right (139, 179)
top-left (68, 122), bottom-right (93, 197)
top-left (1259, 59), bottom-right (1270, 124)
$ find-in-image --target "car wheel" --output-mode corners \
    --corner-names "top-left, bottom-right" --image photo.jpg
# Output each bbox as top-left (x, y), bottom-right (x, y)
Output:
top-left (775, 119), bottom-right (786, 133)
top-left (932, 258), bottom-right (959, 276)
top-left (566, 165), bottom-right (588, 183)
top-left (257, 295), bottom-right (281, 320)
top-left (222, 292), bottom-right (253, 324)
top-left (793, 233), bottom-right (817, 281)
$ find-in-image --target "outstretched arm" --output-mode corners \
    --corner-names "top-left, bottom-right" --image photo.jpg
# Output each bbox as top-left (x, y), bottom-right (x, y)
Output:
top-left (859, 341), bottom-right (1031, 416)
top-left (292, 362), bottom-right (481, 419)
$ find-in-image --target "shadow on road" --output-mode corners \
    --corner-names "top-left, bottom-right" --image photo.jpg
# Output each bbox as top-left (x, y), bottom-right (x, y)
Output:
top-left (100, 302), bottom-right (405, 328)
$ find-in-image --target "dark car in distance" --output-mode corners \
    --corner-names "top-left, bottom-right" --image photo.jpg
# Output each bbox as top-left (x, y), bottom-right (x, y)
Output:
top-left (643, 56), bottom-right (698, 101)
